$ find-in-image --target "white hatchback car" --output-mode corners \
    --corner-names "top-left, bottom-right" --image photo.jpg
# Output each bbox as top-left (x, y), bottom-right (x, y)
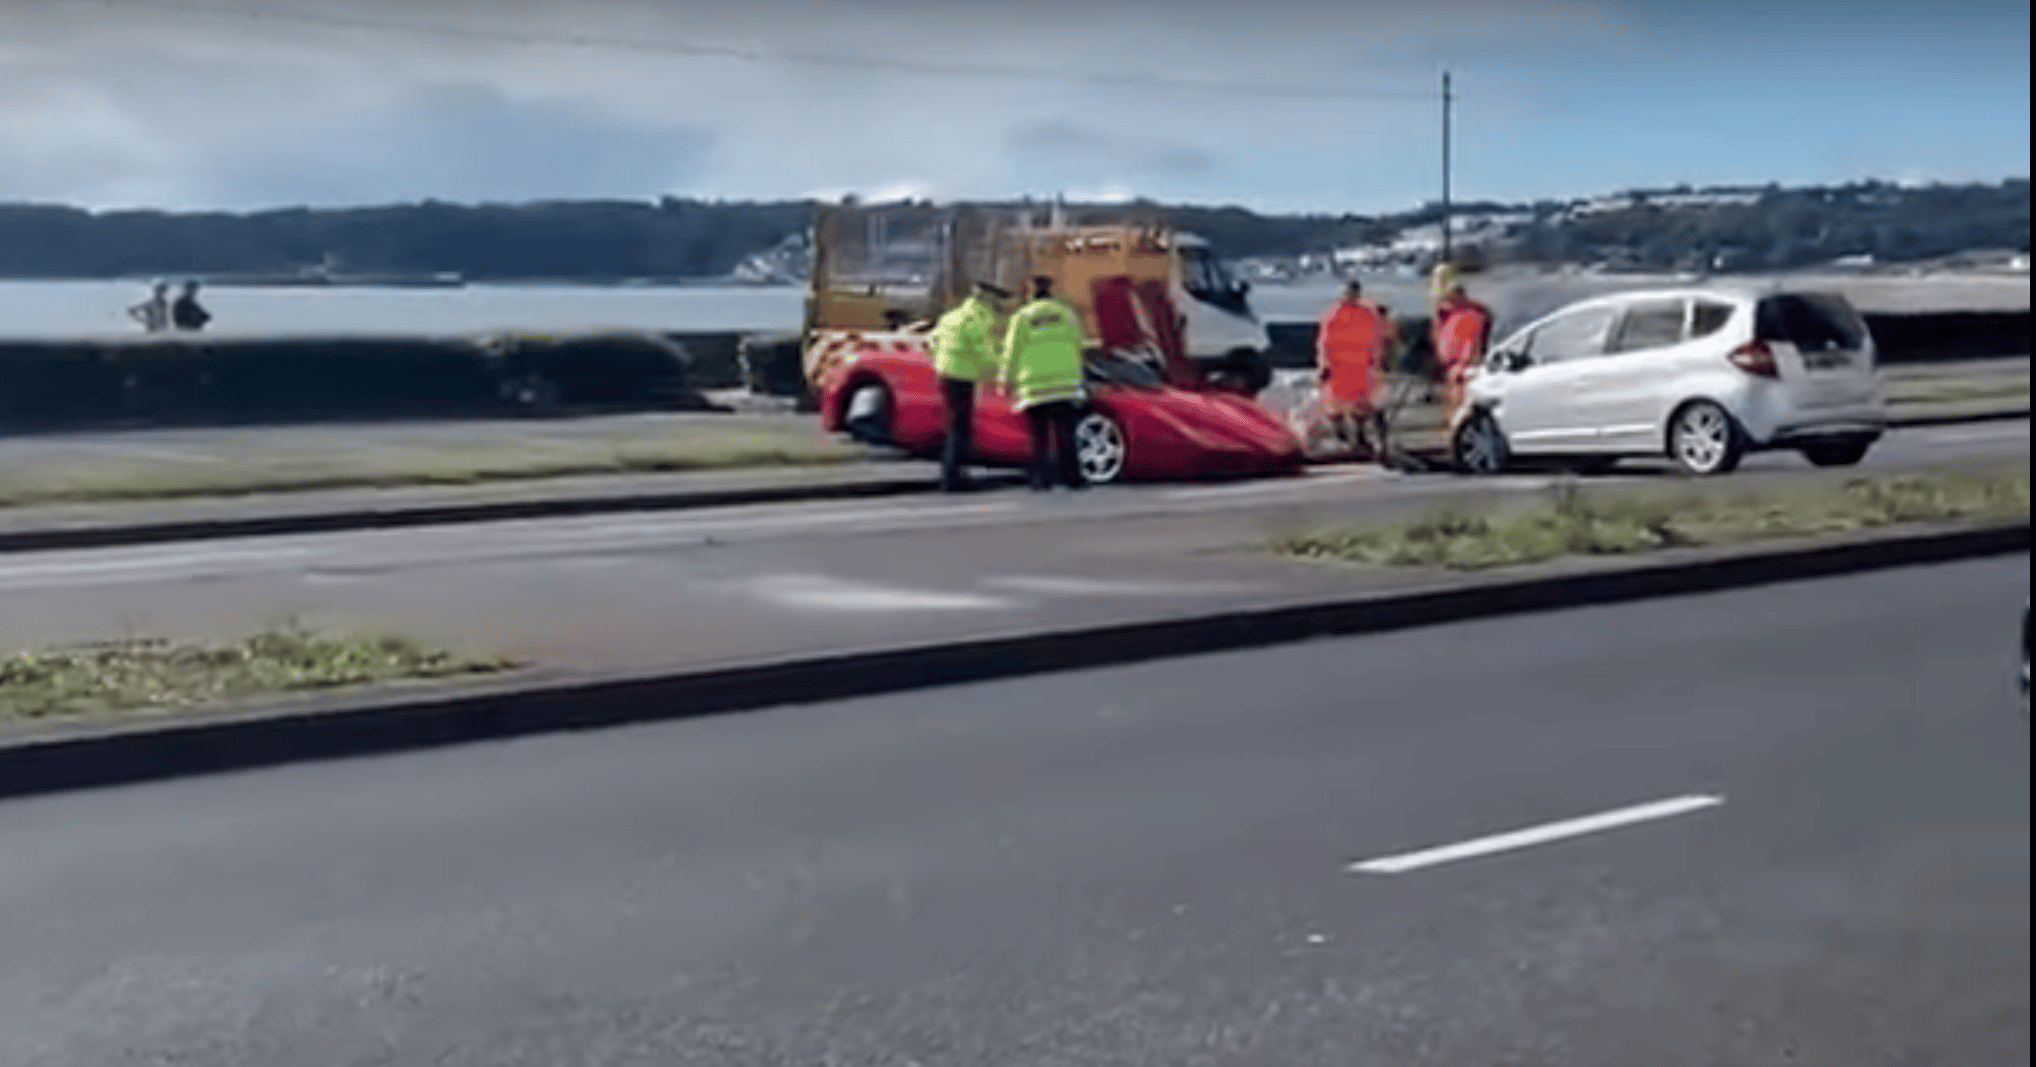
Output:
top-left (1453, 287), bottom-right (1888, 476)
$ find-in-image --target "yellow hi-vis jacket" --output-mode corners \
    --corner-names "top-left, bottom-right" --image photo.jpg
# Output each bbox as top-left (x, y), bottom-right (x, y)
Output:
top-left (1000, 295), bottom-right (1088, 410)
top-left (929, 293), bottom-right (1002, 382)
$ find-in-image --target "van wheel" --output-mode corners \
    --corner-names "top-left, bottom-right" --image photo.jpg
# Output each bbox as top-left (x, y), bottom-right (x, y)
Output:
top-left (1220, 348), bottom-right (1273, 395)
top-left (1801, 440), bottom-right (1870, 468)
top-left (1668, 400), bottom-right (1744, 476)
top-left (1452, 411), bottom-right (1509, 475)
top-left (501, 373), bottom-right (561, 415)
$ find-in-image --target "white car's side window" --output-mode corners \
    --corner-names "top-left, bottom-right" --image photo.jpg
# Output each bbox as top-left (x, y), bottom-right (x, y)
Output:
top-left (1524, 306), bottom-right (1619, 365)
top-left (1690, 300), bottom-right (1736, 340)
top-left (1608, 299), bottom-right (1689, 354)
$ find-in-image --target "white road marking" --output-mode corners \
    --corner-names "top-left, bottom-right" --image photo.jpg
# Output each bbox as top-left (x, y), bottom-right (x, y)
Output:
top-left (1161, 468), bottom-right (1390, 501)
top-left (747, 574), bottom-right (1015, 613)
top-left (978, 575), bottom-right (1263, 597)
top-left (0, 546), bottom-right (313, 587)
top-left (1346, 794), bottom-right (1724, 876)
top-left (525, 501), bottom-right (1020, 543)
top-left (1917, 425), bottom-right (2029, 445)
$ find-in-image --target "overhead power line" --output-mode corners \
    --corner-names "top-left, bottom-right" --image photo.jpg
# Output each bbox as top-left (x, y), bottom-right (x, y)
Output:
top-left (78, 0), bottom-right (1442, 101)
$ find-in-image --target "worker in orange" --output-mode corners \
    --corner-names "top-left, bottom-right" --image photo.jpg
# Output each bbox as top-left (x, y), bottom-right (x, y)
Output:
top-left (1315, 279), bottom-right (1391, 457)
top-left (1429, 263), bottom-right (1493, 424)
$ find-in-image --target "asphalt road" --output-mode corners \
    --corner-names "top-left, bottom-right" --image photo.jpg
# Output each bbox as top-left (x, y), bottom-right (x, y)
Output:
top-left (0, 557), bottom-right (2026, 1066)
top-left (0, 416), bottom-right (2023, 669)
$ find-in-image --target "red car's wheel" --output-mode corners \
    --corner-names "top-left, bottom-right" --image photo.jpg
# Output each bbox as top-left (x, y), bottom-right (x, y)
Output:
top-left (1074, 411), bottom-right (1129, 485)
top-left (841, 380), bottom-right (893, 447)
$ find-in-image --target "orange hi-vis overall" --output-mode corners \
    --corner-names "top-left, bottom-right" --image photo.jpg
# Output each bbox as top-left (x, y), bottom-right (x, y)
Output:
top-left (1318, 300), bottom-right (1389, 414)
top-left (1432, 296), bottom-right (1492, 419)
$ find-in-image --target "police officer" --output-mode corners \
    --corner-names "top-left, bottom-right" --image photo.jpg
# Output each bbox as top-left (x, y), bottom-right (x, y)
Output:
top-left (928, 279), bottom-right (1011, 492)
top-left (1000, 275), bottom-right (1089, 491)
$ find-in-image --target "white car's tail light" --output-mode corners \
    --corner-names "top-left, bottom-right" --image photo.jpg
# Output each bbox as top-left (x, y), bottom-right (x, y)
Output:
top-left (1728, 339), bottom-right (1779, 378)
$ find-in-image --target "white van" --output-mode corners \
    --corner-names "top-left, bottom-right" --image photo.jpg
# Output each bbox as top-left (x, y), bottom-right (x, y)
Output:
top-left (1454, 286), bottom-right (1888, 476)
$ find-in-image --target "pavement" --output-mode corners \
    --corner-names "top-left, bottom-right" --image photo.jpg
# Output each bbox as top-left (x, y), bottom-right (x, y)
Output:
top-left (0, 416), bottom-right (2026, 675)
top-left (0, 557), bottom-right (2025, 1066)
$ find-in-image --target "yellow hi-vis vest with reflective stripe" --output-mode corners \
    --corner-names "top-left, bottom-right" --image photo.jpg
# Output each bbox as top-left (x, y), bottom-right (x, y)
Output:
top-left (930, 293), bottom-right (1001, 382)
top-left (1000, 296), bottom-right (1087, 410)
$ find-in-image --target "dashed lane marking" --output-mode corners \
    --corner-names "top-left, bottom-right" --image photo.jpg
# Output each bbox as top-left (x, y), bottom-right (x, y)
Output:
top-left (1346, 794), bottom-right (1725, 876)
top-left (746, 574), bottom-right (1017, 613)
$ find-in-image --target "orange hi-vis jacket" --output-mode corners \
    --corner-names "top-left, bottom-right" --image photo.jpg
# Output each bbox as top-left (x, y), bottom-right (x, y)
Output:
top-left (1433, 296), bottom-right (1493, 379)
top-left (1318, 299), bottom-right (1390, 408)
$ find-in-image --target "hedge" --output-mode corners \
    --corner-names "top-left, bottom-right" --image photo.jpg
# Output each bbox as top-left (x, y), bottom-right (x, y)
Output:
top-left (0, 330), bottom-right (707, 433)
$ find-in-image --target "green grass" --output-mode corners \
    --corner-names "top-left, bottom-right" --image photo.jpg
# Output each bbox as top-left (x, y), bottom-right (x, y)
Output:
top-left (0, 423), bottom-right (867, 510)
top-left (1272, 466), bottom-right (2031, 572)
top-left (0, 626), bottom-right (521, 723)
top-left (1885, 380), bottom-right (2030, 406)
top-left (1882, 362), bottom-right (2029, 406)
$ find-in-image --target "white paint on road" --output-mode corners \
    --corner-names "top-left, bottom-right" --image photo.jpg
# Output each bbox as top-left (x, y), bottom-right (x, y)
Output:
top-left (978, 575), bottom-right (1264, 597)
top-left (748, 574), bottom-right (1016, 613)
top-left (1161, 468), bottom-right (1390, 501)
top-left (0, 545), bottom-right (313, 590)
top-left (1346, 794), bottom-right (1725, 876)
top-left (1916, 425), bottom-right (2030, 445)
top-left (524, 500), bottom-right (1022, 544)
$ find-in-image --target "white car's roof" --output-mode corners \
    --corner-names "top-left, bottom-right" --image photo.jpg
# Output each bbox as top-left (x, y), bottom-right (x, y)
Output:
top-left (1555, 280), bottom-right (1857, 312)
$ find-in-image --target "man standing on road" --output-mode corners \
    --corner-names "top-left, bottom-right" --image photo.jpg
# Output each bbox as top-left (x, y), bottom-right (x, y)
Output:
top-left (1000, 275), bottom-right (1089, 491)
top-left (928, 279), bottom-right (1011, 493)
top-left (1316, 278), bottom-right (1391, 458)
top-left (1430, 264), bottom-right (1492, 425)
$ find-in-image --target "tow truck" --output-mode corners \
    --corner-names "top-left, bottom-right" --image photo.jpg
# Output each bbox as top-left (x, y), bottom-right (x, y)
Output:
top-left (799, 201), bottom-right (1276, 397)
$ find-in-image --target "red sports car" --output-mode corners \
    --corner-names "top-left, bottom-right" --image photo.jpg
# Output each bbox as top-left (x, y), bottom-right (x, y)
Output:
top-left (814, 335), bottom-right (1305, 484)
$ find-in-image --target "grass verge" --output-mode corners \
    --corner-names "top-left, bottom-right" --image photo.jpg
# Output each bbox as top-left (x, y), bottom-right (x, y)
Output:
top-left (0, 421), bottom-right (866, 510)
top-left (1272, 465), bottom-right (2031, 572)
top-left (0, 626), bottom-right (520, 723)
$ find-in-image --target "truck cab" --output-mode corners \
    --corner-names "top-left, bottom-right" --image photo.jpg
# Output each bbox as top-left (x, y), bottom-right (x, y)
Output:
top-left (1172, 232), bottom-right (1274, 387)
top-left (800, 202), bottom-right (1273, 396)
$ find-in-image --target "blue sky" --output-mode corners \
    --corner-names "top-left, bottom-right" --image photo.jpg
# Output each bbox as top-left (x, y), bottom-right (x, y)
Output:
top-left (0, 0), bottom-right (2026, 214)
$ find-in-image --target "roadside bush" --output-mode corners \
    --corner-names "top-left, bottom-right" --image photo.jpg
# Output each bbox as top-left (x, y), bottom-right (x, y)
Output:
top-left (473, 330), bottom-right (708, 413)
top-left (0, 329), bottom-right (714, 433)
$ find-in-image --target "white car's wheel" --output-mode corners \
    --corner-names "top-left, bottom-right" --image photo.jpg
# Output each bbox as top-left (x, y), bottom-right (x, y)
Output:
top-left (1073, 411), bottom-right (1128, 485)
top-left (1452, 411), bottom-right (1509, 475)
top-left (1668, 400), bottom-right (1744, 476)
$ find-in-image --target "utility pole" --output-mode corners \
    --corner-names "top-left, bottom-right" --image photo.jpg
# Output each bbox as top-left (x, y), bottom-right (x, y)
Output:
top-left (1440, 69), bottom-right (1454, 266)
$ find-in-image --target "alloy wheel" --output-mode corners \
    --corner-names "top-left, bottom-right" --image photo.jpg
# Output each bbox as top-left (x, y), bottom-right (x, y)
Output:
top-left (1455, 413), bottom-right (1507, 475)
top-left (1671, 402), bottom-right (1738, 476)
top-left (1074, 412), bottom-right (1127, 484)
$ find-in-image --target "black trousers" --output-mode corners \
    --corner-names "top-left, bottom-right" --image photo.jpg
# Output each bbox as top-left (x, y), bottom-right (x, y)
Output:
top-left (1023, 400), bottom-right (1084, 490)
top-left (938, 376), bottom-right (976, 490)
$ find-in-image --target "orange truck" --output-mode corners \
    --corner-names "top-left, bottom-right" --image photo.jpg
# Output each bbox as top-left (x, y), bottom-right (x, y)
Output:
top-left (800, 202), bottom-right (1275, 397)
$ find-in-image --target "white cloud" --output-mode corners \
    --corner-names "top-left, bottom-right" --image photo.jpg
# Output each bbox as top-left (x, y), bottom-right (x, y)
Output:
top-left (0, 0), bottom-right (1639, 211)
